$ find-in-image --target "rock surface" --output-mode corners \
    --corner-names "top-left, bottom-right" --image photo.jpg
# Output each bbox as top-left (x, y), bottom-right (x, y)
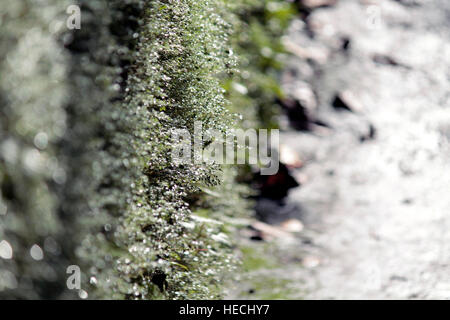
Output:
top-left (282, 0), bottom-right (450, 299)
top-left (229, 0), bottom-right (450, 300)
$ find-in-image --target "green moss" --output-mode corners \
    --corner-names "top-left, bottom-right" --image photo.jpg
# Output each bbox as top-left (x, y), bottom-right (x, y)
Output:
top-left (240, 245), bottom-right (280, 271)
top-left (0, 0), bottom-right (295, 300)
top-left (225, 0), bottom-right (297, 129)
top-left (243, 276), bottom-right (300, 300)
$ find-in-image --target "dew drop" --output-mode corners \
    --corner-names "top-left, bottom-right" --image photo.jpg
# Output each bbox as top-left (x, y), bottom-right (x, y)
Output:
top-left (1, 139), bottom-right (19, 164)
top-left (0, 240), bottom-right (13, 259)
top-left (52, 167), bottom-right (66, 184)
top-left (44, 237), bottom-right (60, 255)
top-left (78, 289), bottom-right (88, 299)
top-left (23, 149), bottom-right (42, 173)
top-left (34, 132), bottom-right (48, 150)
top-left (30, 244), bottom-right (44, 261)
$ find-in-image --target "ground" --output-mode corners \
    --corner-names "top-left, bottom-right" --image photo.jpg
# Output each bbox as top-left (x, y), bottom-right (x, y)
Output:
top-left (228, 0), bottom-right (450, 299)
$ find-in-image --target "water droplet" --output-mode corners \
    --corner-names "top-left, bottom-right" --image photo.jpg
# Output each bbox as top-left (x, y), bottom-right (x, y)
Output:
top-left (30, 244), bottom-right (44, 261)
top-left (44, 237), bottom-right (60, 255)
top-left (23, 149), bottom-right (42, 174)
top-left (89, 276), bottom-right (98, 285)
top-left (52, 167), bottom-right (66, 184)
top-left (261, 46), bottom-right (273, 58)
top-left (1, 139), bottom-right (19, 164)
top-left (78, 289), bottom-right (88, 299)
top-left (232, 82), bottom-right (248, 95)
top-left (34, 132), bottom-right (48, 150)
top-left (0, 240), bottom-right (13, 259)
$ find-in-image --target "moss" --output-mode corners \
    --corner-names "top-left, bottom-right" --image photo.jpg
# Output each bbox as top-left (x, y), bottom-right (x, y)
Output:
top-left (240, 245), bottom-right (280, 272)
top-left (107, 0), bottom-right (245, 300)
top-left (242, 276), bottom-right (301, 300)
top-left (0, 0), bottom-right (295, 300)
top-left (225, 0), bottom-right (297, 130)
